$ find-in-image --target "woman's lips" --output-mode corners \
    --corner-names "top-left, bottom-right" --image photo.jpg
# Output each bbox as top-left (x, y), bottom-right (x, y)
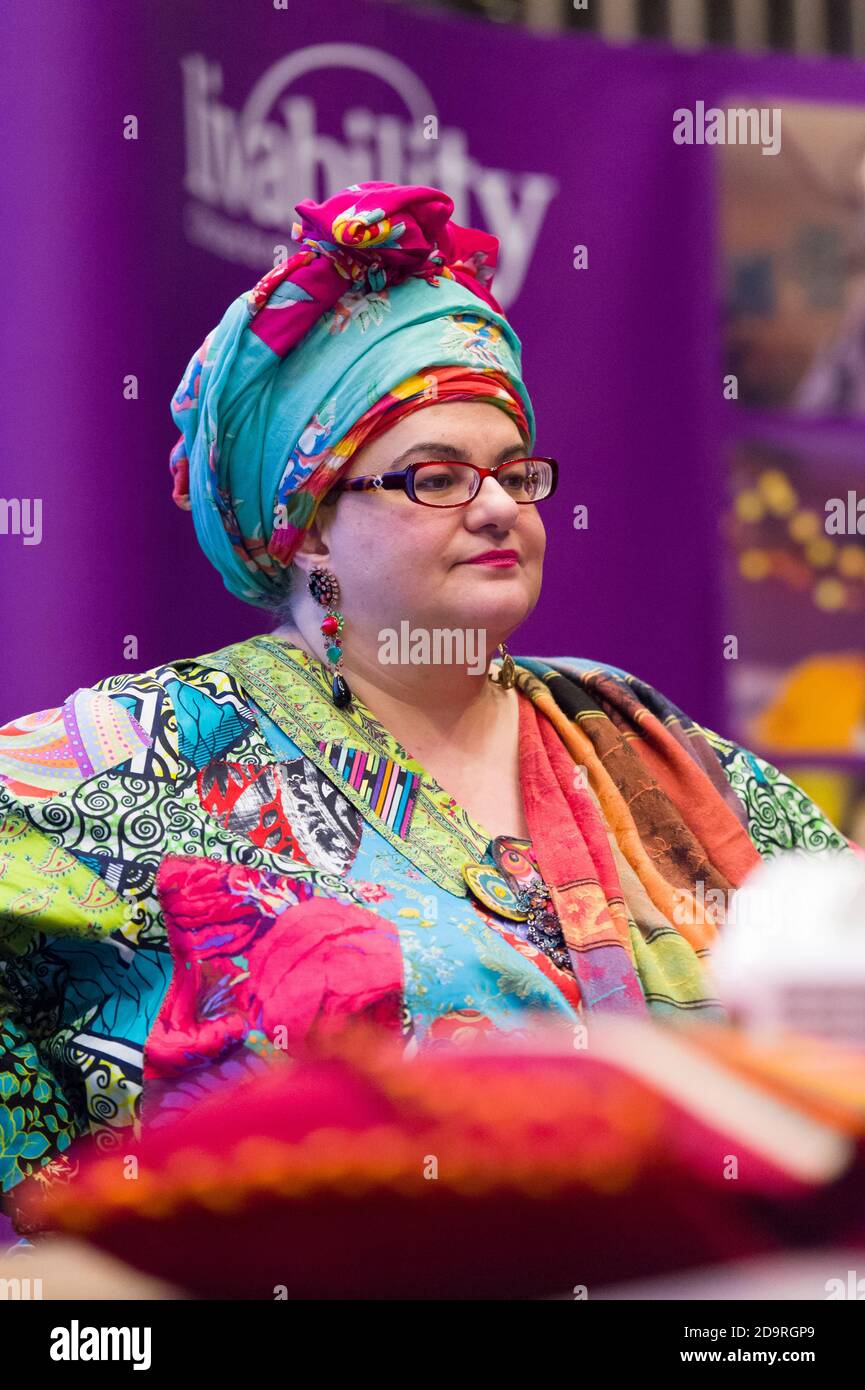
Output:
top-left (463, 551), bottom-right (519, 567)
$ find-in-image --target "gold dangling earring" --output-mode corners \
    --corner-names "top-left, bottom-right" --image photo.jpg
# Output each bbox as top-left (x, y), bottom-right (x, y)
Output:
top-left (489, 640), bottom-right (516, 689)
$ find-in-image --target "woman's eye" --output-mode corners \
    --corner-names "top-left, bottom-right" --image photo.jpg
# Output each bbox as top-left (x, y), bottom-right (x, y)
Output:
top-left (417, 472), bottom-right (453, 490)
top-left (501, 473), bottom-right (526, 491)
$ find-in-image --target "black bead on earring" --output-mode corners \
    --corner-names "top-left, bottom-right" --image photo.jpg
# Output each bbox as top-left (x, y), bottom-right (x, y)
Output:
top-left (308, 567), bottom-right (353, 709)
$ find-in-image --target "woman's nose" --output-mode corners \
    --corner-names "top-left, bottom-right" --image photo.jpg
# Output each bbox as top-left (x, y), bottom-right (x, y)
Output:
top-left (465, 475), bottom-right (521, 523)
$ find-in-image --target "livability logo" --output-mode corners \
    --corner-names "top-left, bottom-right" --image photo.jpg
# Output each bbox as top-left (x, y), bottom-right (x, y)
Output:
top-left (49, 1320), bottom-right (152, 1371)
top-left (179, 44), bottom-right (559, 305)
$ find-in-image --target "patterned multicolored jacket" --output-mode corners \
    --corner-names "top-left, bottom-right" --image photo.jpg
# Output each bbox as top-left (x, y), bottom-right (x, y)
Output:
top-left (0, 636), bottom-right (859, 1214)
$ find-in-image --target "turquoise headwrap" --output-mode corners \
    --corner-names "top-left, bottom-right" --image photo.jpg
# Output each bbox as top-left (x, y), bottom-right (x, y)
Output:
top-left (169, 181), bottom-right (536, 608)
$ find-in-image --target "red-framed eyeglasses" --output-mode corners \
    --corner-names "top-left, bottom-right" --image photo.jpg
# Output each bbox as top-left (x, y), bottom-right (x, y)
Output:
top-left (327, 456), bottom-right (559, 508)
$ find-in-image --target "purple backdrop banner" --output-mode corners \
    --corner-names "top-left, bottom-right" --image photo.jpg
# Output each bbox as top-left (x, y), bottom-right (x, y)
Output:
top-left (1, 0), bottom-right (864, 730)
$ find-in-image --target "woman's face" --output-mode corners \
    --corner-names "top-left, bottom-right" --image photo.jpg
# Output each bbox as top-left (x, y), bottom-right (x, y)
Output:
top-left (294, 400), bottom-right (547, 652)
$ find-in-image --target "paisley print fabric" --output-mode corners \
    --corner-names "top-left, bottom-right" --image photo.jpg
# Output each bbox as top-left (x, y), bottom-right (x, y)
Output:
top-left (0, 635), bottom-right (861, 1213)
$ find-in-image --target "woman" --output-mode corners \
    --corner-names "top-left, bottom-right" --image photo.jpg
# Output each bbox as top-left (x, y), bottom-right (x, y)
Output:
top-left (1, 180), bottom-right (861, 1217)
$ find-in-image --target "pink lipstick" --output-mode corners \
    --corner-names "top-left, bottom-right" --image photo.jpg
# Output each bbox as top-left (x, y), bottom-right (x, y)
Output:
top-left (463, 550), bottom-right (519, 567)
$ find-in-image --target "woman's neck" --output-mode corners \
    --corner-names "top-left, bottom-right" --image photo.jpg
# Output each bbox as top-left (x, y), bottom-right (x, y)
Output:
top-left (270, 619), bottom-right (517, 758)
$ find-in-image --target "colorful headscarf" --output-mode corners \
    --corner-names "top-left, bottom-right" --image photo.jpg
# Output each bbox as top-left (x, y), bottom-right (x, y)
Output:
top-left (169, 181), bottom-right (536, 609)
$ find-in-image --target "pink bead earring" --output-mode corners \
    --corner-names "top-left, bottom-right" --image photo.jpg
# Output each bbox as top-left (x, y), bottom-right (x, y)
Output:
top-left (308, 567), bottom-right (352, 709)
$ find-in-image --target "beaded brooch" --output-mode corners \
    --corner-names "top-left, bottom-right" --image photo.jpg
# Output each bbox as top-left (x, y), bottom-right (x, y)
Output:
top-left (462, 835), bottom-right (572, 972)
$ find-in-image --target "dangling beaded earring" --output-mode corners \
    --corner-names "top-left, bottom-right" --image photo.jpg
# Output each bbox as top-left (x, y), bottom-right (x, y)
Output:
top-left (308, 567), bottom-right (352, 710)
top-left (489, 639), bottom-right (516, 690)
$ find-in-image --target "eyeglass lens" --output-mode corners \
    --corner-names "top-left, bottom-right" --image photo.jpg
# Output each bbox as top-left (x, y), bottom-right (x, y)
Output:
top-left (411, 459), bottom-right (553, 506)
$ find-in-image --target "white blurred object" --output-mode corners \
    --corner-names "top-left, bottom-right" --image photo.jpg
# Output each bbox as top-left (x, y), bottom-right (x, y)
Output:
top-left (710, 850), bottom-right (865, 1047)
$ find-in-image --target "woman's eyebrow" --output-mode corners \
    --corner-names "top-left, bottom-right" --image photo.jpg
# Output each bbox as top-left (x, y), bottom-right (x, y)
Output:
top-left (390, 442), bottom-right (527, 466)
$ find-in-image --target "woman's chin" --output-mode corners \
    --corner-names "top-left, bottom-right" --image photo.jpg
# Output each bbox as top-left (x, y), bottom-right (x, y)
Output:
top-left (429, 595), bottom-right (535, 637)
top-left (386, 574), bottom-right (538, 640)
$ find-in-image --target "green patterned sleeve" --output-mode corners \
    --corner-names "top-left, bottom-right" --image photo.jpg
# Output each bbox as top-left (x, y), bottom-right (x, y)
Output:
top-left (0, 776), bottom-right (121, 1201)
top-left (695, 723), bottom-right (862, 861)
top-left (0, 671), bottom-right (177, 1203)
top-left (0, 1008), bottom-right (83, 1199)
